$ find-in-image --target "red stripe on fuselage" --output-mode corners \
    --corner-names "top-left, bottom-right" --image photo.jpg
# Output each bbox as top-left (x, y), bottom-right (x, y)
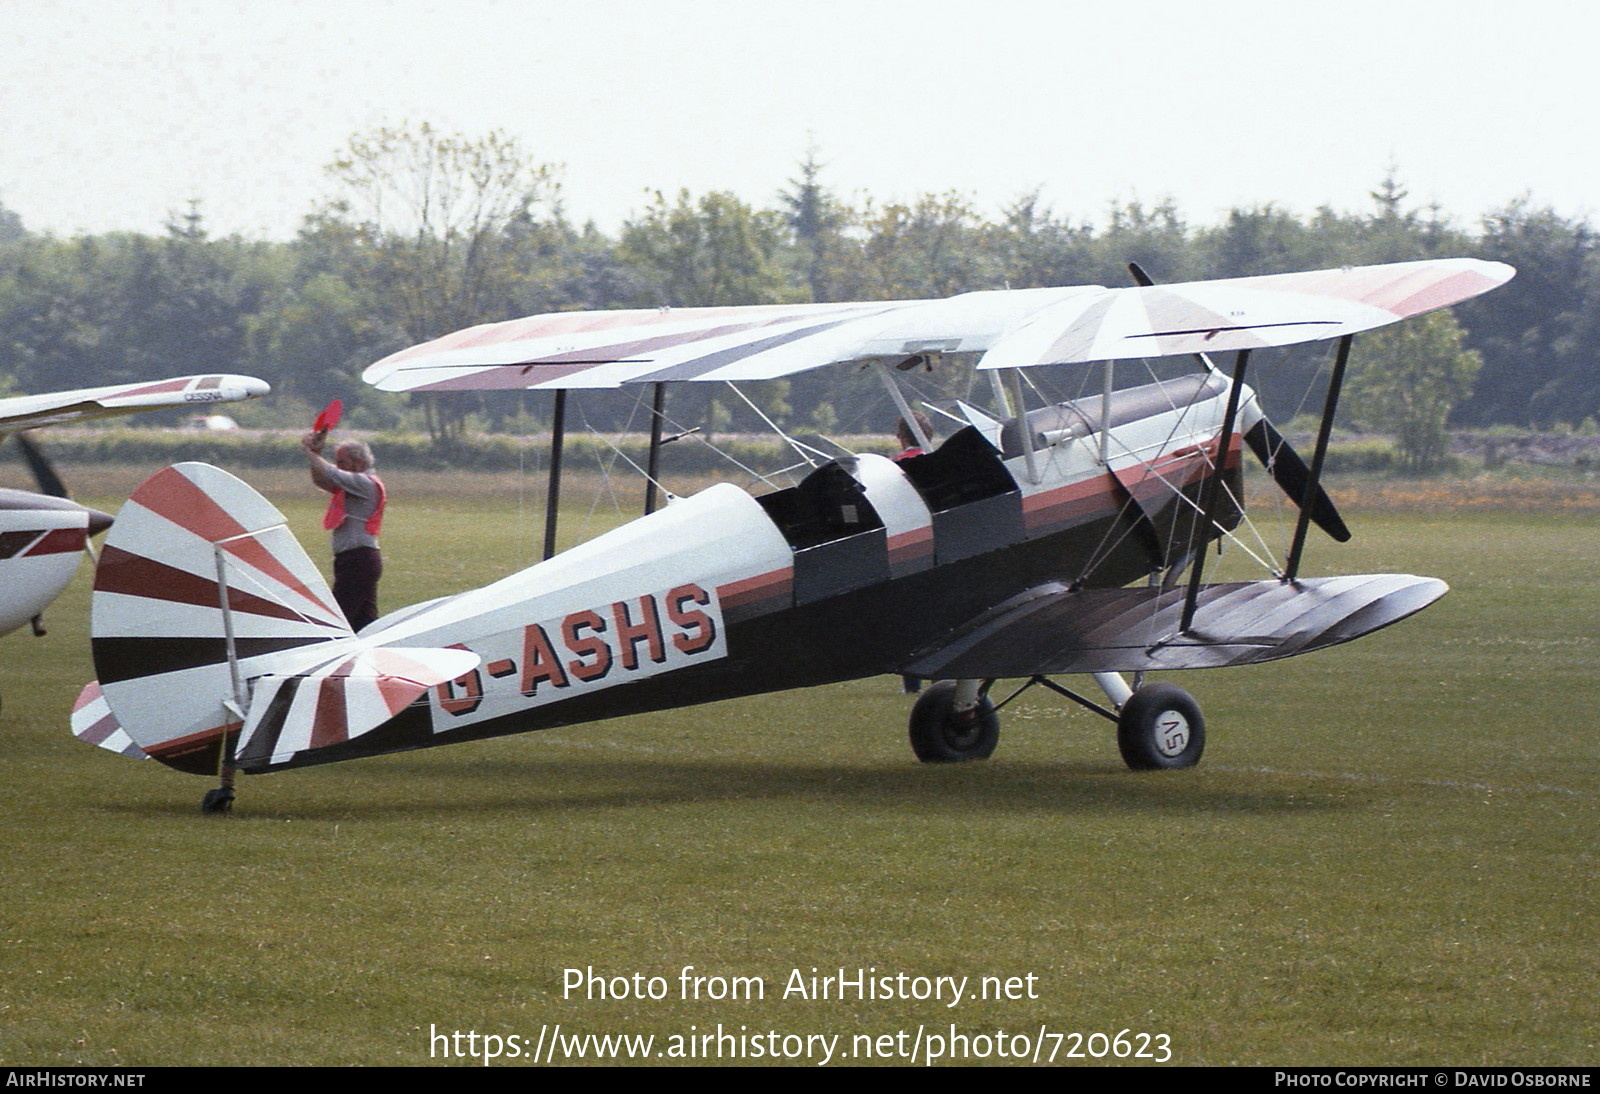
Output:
top-left (886, 527), bottom-right (934, 565)
top-left (717, 567), bottom-right (793, 611)
top-left (1022, 435), bottom-right (1238, 533)
top-left (23, 528), bottom-right (86, 556)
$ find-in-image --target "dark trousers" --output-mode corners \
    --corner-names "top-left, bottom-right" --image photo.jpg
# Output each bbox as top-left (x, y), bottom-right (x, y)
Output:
top-left (333, 546), bottom-right (383, 632)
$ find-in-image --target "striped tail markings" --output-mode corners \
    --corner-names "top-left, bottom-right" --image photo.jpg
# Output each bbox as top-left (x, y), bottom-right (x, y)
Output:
top-left (70, 681), bottom-right (149, 761)
top-left (85, 463), bottom-right (359, 773)
top-left (236, 646), bottom-right (481, 770)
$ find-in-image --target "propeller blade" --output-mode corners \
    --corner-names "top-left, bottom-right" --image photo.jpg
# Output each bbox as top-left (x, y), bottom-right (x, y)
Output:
top-left (15, 433), bottom-right (69, 498)
top-left (1125, 257), bottom-right (1348, 543)
top-left (1243, 418), bottom-right (1352, 543)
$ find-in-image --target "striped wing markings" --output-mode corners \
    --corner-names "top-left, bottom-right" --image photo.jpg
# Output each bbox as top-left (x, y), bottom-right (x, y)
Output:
top-left (379, 303), bottom-right (825, 365)
top-left (1208, 260), bottom-right (1508, 319)
top-left (402, 306), bottom-right (901, 392)
top-left (372, 302), bottom-right (892, 391)
top-left (111, 465), bottom-right (345, 628)
top-left (69, 681), bottom-right (148, 760)
top-left (616, 307), bottom-right (908, 385)
top-left (983, 260), bottom-right (1513, 369)
top-left (398, 311), bottom-right (823, 391)
top-left (107, 376), bottom-right (193, 398)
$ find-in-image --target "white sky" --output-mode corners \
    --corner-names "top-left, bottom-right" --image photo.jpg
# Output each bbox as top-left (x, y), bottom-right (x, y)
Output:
top-left (1, 0), bottom-right (1591, 240)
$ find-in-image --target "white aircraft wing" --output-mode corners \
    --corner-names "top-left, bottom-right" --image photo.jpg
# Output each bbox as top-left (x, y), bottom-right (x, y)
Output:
top-left (977, 258), bottom-right (1515, 369)
top-left (360, 288), bottom-right (1099, 392)
top-left (0, 374), bottom-right (271, 433)
top-left (360, 258), bottom-right (1514, 394)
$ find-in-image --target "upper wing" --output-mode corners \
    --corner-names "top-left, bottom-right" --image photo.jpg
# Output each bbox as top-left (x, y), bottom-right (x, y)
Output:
top-left (361, 258), bottom-right (1512, 393)
top-left (0, 374), bottom-right (271, 433)
top-left (361, 288), bottom-right (1098, 392)
top-left (899, 574), bottom-right (1448, 678)
top-left (977, 258), bottom-right (1514, 369)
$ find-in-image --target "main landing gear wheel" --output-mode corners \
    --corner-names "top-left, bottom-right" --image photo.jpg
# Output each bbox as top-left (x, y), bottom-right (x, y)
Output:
top-left (908, 680), bottom-right (999, 763)
top-left (200, 787), bottom-right (235, 815)
top-left (1116, 683), bottom-right (1205, 770)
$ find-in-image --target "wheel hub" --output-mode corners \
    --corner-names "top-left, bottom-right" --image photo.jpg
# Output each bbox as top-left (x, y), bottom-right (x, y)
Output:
top-left (1153, 710), bottom-right (1190, 758)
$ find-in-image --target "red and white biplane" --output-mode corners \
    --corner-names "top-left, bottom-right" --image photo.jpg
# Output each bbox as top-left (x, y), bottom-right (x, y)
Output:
top-left (67, 260), bottom-right (1511, 811)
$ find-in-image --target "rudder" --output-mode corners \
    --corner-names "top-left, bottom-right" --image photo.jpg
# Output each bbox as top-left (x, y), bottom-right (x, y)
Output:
top-left (88, 462), bottom-right (355, 773)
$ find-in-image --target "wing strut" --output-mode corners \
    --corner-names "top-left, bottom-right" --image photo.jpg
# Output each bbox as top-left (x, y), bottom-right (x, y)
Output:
top-left (875, 361), bottom-right (931, 450)
top-left (1181, 348), bottom-right (1251, 633)
top-left (1284, 334), bottom-right (1353, 582)
top-left (542, 389), bottom-right (567, 560)
top-left (644, 383), bottom-right (667, 515)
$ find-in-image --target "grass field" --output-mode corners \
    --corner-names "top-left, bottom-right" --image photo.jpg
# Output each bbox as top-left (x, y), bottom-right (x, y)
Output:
top-left (1, 467), bottom-right (1596, 1066)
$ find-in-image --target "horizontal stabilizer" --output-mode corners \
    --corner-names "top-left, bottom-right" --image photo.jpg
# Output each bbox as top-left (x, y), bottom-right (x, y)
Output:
top-left (901, 574), bottom-right (1447, 678)
top-left (70, 681), bottom-right (150, 761)
top-left (235, 646), bottom-right (480, 770)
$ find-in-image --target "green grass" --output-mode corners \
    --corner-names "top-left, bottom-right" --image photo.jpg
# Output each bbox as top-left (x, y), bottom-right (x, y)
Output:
top-left (0, 470), bottom-right (1596, 1066)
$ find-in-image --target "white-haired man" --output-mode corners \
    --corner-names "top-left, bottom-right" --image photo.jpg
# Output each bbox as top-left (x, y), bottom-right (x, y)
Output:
top-left (302, 432), bottom-right (386, 631)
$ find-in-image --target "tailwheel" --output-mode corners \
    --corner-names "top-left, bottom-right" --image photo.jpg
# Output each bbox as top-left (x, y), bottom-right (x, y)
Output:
top-left (1116, 683), bottom-right (1205, 770)
top-left (908, 680), bottom-right (999, 763)
top-left (201, 763), bottom-right (238, 815)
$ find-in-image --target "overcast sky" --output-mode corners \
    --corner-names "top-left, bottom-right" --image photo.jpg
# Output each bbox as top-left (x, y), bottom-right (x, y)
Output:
top-left (1, 0), bottom-right (1589, 241)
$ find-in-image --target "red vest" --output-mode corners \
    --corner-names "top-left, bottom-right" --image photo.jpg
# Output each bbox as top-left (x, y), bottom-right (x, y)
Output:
top-left (322, 475), bottom-right (386, 535)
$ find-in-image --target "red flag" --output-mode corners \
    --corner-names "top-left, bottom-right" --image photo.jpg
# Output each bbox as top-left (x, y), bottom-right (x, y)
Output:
top-left (312, 400), bottom-right (343, 434)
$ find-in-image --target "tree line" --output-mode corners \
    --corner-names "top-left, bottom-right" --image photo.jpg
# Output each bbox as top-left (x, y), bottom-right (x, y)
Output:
top-left (1, 125), bottom-right (1595, 457)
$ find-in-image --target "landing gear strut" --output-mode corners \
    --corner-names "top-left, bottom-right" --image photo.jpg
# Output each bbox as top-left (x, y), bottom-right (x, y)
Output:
top-left (952, 672), bottom-right (1206, 771)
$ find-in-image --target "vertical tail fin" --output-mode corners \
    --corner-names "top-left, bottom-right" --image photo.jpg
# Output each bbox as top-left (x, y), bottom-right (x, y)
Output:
top-left (82, 462), bottom-right (481, 776)
top-left (88, 462), bottom-right (355, 773)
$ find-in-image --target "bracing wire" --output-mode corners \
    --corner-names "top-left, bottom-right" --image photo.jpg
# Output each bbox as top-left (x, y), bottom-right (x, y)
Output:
top-left (724, 382), bottom-right (831, 466)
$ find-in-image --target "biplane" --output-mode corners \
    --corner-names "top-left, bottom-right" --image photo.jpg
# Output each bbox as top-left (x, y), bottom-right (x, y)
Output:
top-left (0, 374), bottom-right (270, 647)
top-left (68, 260), bottom-right (1512, 811)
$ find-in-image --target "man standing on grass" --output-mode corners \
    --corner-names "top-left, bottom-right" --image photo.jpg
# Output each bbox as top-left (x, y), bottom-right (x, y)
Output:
top-left (302, 431), bottom-right (386, 631)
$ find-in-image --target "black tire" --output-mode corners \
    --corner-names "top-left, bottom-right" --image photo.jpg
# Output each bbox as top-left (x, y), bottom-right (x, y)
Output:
top-left (909, 680), bottom-right (999, 763)
top-left (200, 787), bottom-right (235, 815)
top-left (1116, 683), bottom-right (1204, 770)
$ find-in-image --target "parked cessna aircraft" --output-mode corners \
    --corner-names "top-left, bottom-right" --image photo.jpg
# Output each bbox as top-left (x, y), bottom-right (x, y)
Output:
top-left (0, 374), bottom-right (270, 642)
top-left (68, 260), bottom-right (1512, 811)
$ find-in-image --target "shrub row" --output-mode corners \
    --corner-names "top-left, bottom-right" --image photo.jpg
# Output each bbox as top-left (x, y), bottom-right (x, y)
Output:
top-left (1, 428), bottom-right (901, 476)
